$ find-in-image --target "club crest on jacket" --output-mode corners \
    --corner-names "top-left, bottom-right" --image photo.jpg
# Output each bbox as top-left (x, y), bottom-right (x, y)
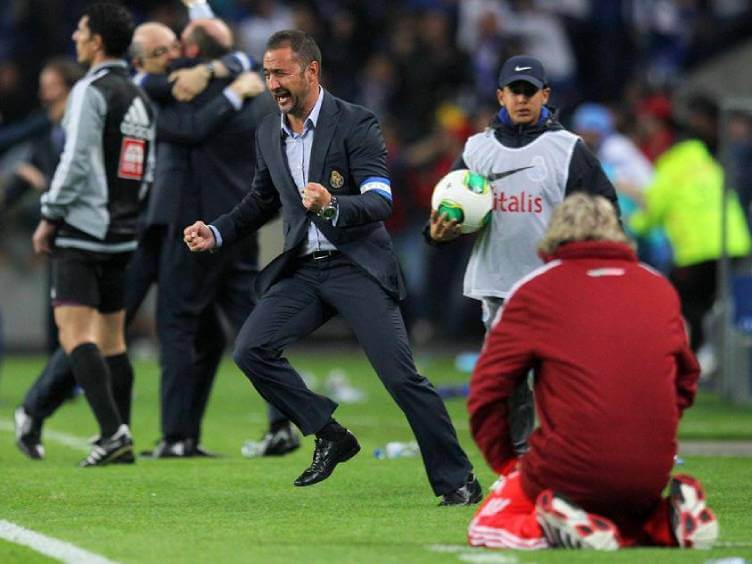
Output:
top-left (329, 169), bottom-right (344, 190)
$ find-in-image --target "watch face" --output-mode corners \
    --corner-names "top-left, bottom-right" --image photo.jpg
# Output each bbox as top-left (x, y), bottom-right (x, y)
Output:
top-left (321, 206), bottom-right (336, 220)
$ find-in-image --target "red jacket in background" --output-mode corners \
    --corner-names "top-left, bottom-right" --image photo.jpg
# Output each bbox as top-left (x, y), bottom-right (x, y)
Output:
top-left (468, 241), bottom-right (699, 520)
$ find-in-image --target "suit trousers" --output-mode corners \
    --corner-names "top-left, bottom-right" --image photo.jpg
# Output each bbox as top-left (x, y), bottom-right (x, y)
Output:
top-left (233, 254), bottom-right (473, 495)
top-left (157, 235), bottom-right (286, 441)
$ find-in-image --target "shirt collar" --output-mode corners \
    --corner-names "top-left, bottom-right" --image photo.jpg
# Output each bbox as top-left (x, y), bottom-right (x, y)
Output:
top-left (281, 86), bottom-right (324, 138)
top-left (543, 240), bottom-right (637, 263)
top-left (497, 105), bottom-right (551, 128)
top-left (87, 59), bottom-right (128, 76)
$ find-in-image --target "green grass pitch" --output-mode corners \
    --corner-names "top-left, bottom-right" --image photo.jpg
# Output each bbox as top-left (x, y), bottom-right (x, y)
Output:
top-left (0, 351), bottom-right (750, 563)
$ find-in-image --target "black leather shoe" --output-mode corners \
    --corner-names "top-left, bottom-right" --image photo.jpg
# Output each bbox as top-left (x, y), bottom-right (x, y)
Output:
top-left (191, 442), bottom-right (218, 458)
top-left (439, 473), bottom-right (483, 506)
top-left (293, 430), bottom-right (360, 487)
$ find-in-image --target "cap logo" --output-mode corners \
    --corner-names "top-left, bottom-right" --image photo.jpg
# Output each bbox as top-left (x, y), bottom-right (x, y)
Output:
top-left (514, 66), bottom-right (532, 72)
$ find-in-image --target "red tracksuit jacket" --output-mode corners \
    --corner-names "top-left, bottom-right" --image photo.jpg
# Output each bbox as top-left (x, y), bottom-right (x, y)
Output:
top-left (469, 241), bottom-right (699, 519)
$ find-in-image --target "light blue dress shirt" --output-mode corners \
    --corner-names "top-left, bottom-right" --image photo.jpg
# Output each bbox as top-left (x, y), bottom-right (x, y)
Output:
top-left (280, 87), bottom-right (337, 256)
top-left (211, 87), bottom-right (336, 251)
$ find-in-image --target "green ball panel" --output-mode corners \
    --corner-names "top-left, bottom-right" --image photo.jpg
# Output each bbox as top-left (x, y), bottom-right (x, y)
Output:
top-left (480, 210), bottom-right (492, 227)
top-left (466, 171), bottom-right (490, 194)
top-left (438, 201), bottom-right (464, 223)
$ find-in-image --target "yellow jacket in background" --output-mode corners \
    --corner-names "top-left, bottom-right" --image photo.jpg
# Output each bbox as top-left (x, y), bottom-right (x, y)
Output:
top-left (630, 139), bottom-right (751, 267)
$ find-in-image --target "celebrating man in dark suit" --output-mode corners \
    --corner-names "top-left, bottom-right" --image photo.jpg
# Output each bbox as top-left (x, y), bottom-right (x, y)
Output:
top-left (184, 30), bottom-right (480, 504)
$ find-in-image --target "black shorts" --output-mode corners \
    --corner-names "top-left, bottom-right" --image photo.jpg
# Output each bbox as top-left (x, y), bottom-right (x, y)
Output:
top-left (50, 247), bottom-right (133, 313)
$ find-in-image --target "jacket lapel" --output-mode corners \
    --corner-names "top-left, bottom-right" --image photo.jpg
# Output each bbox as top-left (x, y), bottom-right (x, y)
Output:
top-left (308, 91), bottom-right (339, 184)
top-left (268, 118), bottom-right (300, 196)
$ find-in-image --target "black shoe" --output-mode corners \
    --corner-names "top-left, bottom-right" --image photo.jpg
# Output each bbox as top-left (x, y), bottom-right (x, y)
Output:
top-left (439, 473), bottom-right (483, 506)
top-left (293, 430), bottom-right (360, 487)
top-left (182, 437), bottom-right (218, 457)
top-left (89, 435), bottom-right (135, 464)
top-left (241, 425), bottom-right (301, 458)
top-left (14, 406), bottom-right (44, 460)
top-left (140, 439), bottom-right (175, 458)
top-left (79, 425), bottom-right (134, 467)
top-left (142, 438), bottom-right (217, 458)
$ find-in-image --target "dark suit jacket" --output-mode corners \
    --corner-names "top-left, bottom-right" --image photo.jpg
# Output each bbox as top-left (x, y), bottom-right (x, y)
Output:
top-left (213, 90), bottom-right (406, 299)
top-left (143, 75), bottom-right (275, 247)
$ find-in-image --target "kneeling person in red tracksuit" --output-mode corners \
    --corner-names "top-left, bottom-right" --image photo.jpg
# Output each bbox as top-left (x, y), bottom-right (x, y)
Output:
top-left (467, 193), bottom-right (718, 550)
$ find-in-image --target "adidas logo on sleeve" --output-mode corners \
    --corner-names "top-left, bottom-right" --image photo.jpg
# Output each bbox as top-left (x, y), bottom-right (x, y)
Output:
top-left (120, 97), bottom-right (154, 140)
top-left (118, 98), bottom-right (153, 180)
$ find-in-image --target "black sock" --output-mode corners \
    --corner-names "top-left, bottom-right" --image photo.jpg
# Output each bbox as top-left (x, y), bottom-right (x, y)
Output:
top-left (69, 343), bottom-right (121, 438)
top-left (316, 418), bottom-right (347, 441)
top-left (106, 353), bottom-right (133, 426)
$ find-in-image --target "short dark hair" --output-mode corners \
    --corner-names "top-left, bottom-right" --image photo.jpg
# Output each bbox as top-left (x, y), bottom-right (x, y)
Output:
top-left (43, 57), bottom-right (86, 90)
top-left (83, 2), bottom-right (135, 58)
top-left (186, 25), bottom-right (230, 59)
top-left (266, 30), bottom-right (322, 70)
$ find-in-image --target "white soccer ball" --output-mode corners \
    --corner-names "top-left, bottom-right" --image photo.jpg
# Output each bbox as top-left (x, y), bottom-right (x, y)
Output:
top-left (431, 169), bottom-right (492, 234)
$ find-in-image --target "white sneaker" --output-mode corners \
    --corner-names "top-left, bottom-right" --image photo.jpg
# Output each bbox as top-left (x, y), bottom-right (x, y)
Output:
top-left (670, 474), bottom-right (719, 549)
top-left (536, 490), bottom-right (621, 550)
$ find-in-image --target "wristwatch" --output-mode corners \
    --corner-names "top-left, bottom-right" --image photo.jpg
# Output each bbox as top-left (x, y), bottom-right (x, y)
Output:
top-left (203, 61), bottom-right (216, 80)
top-left (318, 196), bottom-right (338, 220)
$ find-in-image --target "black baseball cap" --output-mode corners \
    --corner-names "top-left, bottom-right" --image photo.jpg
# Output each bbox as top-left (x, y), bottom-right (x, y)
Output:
top-left (498, 55), bottom-right (547, 89)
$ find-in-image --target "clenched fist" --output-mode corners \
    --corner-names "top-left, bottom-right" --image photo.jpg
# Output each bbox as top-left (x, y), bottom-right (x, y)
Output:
top-left (301, 182), bottom-right (332, 213)
top-left (183, 221), bottom-right (216, 252)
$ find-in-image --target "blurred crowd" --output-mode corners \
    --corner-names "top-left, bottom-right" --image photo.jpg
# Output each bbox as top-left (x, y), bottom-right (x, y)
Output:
top-left (2, 0), bottom-right (752, 346)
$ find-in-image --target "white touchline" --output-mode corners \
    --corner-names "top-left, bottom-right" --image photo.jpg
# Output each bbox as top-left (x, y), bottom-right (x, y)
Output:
top-left (0, 419), bottom-right (90, 452)
top-left (715, 541), bottom-right (752, 548)
top-left (0, 520), bottom-right (117, 564)
top-left (426, 545), bottom-right (519, 563)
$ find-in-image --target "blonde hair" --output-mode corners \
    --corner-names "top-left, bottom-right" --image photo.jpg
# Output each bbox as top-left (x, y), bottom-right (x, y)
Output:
top-left (538, 193), bottom-right (631, 255)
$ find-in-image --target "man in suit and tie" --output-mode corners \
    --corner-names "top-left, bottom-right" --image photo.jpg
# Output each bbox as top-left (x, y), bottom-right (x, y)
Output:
top-left (184, 30), bottom-right (481, 504)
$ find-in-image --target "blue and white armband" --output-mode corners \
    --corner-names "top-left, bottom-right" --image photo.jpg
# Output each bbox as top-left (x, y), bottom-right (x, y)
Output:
top-left (359, 177), bottom-right (392, 202)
